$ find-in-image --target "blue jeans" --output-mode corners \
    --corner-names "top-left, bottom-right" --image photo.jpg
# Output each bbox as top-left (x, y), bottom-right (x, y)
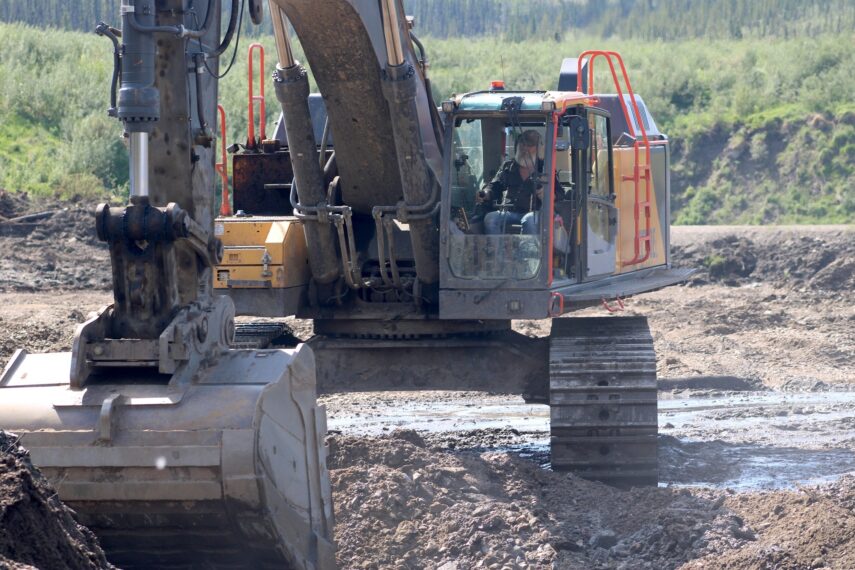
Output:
top-left (484, 210), bottom-right (538, 235)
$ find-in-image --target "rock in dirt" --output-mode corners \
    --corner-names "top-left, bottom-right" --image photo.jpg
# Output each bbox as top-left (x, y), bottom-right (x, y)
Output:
top-left (0, 432), bottom-right (112, 570)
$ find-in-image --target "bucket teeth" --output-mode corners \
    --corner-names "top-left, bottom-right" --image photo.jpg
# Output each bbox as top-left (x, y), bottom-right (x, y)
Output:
top-left (549, 316), bottom-right (658, 488)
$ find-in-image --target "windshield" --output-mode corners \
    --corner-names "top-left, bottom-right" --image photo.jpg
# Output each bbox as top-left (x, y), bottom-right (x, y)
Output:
top-left (447, 116), bottom-right (548, 280)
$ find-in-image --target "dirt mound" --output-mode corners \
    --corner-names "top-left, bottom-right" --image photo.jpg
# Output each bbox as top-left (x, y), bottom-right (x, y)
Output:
top-left (0, 432), bottom-right (112, 570)
top-left (675, 227), bottom-right (854, 291)
top-left (671, 228), bottom-right (854, 292)
top-left (329, 430), bottom-right (778, 569)
top-left (0, 190), bottom-right (30, 220)
top-left (0, 206), bottom-right (110, 293)
top-left (683, 476), bottom-right (855, 569)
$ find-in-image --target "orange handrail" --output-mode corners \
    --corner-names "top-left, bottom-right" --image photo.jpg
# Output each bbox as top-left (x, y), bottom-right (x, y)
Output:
top-left (577, 51), bottom-right (653, 267)
top-left (247, 43), bottom-right (266, 148)
top-left (216, 104), bottom-right (231, 216)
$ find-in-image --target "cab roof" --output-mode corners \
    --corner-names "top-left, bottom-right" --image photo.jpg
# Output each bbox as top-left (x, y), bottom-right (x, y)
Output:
top-left (454, 90), bottom-right (593, 112)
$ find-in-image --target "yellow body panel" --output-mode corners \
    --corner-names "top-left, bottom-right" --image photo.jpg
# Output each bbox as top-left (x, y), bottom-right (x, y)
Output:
top-left (613, 147), bottom-right (666, 273)
top-left (213, 217), bottom-right (310, 290)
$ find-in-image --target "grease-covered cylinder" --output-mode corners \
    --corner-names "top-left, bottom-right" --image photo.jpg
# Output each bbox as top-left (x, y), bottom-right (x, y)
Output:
top-left (274, 64), bottom-right (341, 287)
top-left (382, 62), bottom-right (440, 287)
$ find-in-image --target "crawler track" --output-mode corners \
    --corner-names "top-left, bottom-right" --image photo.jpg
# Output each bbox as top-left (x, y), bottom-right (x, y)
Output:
top-left (549, 316), bottom-right (658, 487)
top-left (232, 322), bottom-right (293, 348)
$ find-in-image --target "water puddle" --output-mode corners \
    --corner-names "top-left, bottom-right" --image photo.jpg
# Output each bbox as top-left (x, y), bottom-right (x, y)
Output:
top-left (323, 389), bottom-right (855, 490)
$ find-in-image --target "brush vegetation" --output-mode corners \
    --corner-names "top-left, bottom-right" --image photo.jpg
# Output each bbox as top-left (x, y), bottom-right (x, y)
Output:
top-left (0, 13), bottom-right (852, 223)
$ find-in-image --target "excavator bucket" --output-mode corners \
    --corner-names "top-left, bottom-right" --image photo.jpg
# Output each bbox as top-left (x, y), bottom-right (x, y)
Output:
top-left (0, 344), bottom-right (335, 570)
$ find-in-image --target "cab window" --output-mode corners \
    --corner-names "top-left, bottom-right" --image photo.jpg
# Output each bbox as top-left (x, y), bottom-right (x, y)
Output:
top-left (447, 117), bottom-right (547, 280)
top-left (590, 113), bottom-right (612, 198)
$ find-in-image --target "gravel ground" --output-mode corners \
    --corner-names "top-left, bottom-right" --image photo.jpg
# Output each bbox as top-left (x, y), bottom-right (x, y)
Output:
top-left (326, 430), bottom-right (855, 569)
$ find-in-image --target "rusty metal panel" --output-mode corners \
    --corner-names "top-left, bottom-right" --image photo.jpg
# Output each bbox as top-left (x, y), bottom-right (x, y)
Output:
top-left (232, 150), bottom-right (295, 216)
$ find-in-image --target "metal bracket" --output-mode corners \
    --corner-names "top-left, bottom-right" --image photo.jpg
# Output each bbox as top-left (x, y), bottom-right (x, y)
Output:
top-left (98, 393), bottom-right (126, 442)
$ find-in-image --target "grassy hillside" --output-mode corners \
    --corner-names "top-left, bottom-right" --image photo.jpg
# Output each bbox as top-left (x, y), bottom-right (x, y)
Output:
top-left (0, 22), bottom-right (852, 223)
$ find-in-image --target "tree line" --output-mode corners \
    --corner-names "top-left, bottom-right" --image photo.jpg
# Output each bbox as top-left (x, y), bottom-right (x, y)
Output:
top-left (0, 0), bottom-right (852, 41)
top-left (404, 0), bottom-right (855, 41)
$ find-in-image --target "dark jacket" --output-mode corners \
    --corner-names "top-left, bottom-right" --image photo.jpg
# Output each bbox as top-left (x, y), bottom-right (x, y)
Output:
top-left (486, 159), bottom-right (562, 213)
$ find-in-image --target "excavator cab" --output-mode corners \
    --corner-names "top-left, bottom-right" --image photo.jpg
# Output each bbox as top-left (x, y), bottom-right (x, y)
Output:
top-left (445, 95), bottom-right (615, 284)
top-left (439, 82), bottom-right (689, 320)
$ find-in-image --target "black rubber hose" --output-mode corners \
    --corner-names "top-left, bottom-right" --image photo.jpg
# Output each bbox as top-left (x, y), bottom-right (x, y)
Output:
top-left (410, 31), bottom-right (427, 69)
top-left (201, 0), bottom-right (245, 79)
top-left (95, 22), bottom-right (121, 117)
top-left (193, 54), bottom-right (209, 134)
top-left (210, 0), bottom-right (240, 57)
top-left (197, 0), bottom-right (217, 38)
top-left (409, 31), bottom-right (444, 148)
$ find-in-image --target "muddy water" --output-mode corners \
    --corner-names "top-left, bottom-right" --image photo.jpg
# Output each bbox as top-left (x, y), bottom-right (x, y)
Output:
top-left (322, 389), bottom-right (855, 490)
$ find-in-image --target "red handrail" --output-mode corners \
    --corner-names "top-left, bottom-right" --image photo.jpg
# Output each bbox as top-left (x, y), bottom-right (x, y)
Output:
top-left (577, 50), bottom-right (653, 267)
top-left (216, 104), bottom-right (231, 216)
top-left (247, 43), bottom-right (266, 148)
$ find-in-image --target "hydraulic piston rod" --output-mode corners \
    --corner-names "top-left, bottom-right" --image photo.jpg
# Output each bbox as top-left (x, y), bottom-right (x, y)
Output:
top-left (119, 0), bottom-right (159, 198)
top-left (128, 132), bottom-right (150, 197)
top-left (268, 0), bottom-right (296, 68)
top-left (381, 0), bottom-right (405, 67)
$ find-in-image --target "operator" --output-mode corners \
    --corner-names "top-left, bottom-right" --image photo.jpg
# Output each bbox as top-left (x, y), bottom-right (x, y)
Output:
top-left (481, 129), bottom-right (559, 235)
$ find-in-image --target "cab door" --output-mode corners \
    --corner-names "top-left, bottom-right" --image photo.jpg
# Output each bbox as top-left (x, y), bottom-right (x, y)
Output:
top-left (568, 109), bottom-right (618, 280)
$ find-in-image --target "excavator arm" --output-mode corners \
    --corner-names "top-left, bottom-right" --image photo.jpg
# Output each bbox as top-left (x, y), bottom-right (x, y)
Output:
top-left (268, 0), bottom-right (444, 303)
top-left (0, 2), bottom-right (335, 568)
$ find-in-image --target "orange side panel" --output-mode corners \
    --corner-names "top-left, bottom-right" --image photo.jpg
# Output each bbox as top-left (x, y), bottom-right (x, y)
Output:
top-left (613, 148), bottom-right (665, 274)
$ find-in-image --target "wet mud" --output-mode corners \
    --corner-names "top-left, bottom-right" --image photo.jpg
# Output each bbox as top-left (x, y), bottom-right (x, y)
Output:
top-left (324, 387), bottom-right (855, 491)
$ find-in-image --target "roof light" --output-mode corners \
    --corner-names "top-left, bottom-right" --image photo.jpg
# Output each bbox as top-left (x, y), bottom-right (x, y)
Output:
top-left (441, 100), bottom-right (456, 113)
top-left (541, 100), bottom-right (557, 112)
top-left (490, 80), bottom-right (505, 91)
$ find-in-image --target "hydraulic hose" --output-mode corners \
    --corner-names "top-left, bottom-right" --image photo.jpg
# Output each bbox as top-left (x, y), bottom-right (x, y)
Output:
top-left (318, 116), bottom-right (330, 171)
top-left (409, 30), bottom-right (444, 150)
top-left (209, 0), bottom-right (240, 57)
top-left (95, 23), bottom-right (121, 117)
top-left (193, 54), bottom-right (210, 136)
top-left (125, 0), bottom-right (239, 56)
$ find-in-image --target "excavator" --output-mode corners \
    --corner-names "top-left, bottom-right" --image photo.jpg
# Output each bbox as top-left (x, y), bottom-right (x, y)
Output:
top-left (0, 0), bottom-right (691, 568)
